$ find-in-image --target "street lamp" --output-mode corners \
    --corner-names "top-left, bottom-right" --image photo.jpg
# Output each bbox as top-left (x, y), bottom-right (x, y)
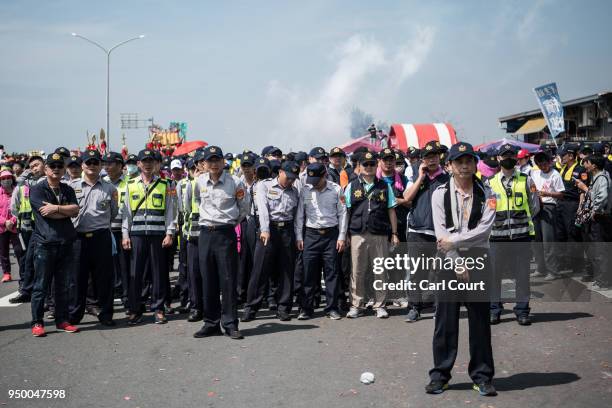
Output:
top-left (71, 33), bottom-right (145, 150)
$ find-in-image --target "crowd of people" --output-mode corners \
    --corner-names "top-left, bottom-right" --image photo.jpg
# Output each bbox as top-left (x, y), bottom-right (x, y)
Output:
top-left (0, 138), bottom-right (610, 396)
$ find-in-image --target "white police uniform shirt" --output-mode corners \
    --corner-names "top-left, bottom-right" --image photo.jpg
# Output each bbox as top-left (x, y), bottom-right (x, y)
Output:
top-left (295, 180), bottom-right (348, 241)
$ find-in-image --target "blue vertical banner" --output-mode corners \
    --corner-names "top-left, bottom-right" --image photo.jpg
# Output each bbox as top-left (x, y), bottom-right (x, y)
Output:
top-left (533, 83), bottom-right (565, 139)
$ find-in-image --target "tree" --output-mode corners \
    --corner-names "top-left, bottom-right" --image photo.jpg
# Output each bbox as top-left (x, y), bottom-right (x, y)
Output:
top-left (350, 107), bottom-right (374, 139)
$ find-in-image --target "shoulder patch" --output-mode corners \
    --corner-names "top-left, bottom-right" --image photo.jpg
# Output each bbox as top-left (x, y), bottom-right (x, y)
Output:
top-left (487, 196), bottom-right (497, 209)
top-left (235, 188), bottom-right (245, 199)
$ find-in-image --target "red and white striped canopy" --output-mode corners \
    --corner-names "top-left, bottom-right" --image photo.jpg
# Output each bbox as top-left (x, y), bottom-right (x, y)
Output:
top-left (388, 123), bottom-right (458, 152)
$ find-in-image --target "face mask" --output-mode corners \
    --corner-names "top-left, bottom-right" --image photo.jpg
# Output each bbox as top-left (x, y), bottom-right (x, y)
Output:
top-left (1, 180), bottom-right (12, 189)
top-left (127, 164), bottom-right (139, 176)
top-left (500, 158), bottom-right (517, 170)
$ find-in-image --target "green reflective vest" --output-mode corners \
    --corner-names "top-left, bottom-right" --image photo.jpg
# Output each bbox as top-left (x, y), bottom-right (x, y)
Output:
top-left (489, 172), bottom-right (534, 240)
top-left (127, 177), bottom-right (168, 235)
top-left (18, 185), bottom-right (34, 232)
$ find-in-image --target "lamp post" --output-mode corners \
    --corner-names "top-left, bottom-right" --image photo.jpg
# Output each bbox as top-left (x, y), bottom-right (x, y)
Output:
top-left (71, 33), bottom-right (145, 150)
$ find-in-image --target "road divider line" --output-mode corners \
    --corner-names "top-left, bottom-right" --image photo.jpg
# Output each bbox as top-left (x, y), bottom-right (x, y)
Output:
top-left (0, 291), bottom-right (21, 307)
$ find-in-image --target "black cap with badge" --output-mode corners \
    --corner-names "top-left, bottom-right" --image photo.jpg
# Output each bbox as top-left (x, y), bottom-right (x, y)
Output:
top-left (379, 148), bottom-right (395, 160)
top-left (280, 160), bottom-right (300, 179)
top-left (81, 149), bottom-right (102, 162)
top-left (359, 151), bottom-right (378, 165)
top-left (241, 152), bottom-right (257, 166)
top-left (103, 151), bottom-right (125, 165)
top-left (46, 152), bottom-right (65, 166)
top-left (203, 146), bottom-right (223, 161)
top-left (447, 142), bottom-right (479, 162)
top-left (309, 147), bottom-right (327, 159)
top-left (329, 147), bottom-right (346, 157)
top-left (126, 153), bottom-right (138, 164)
top-left (421, 141), bottom-right (442, 158)
top-left (306, 162), bottom-right (327, 185)
top-left (67, 155), bottom-right (82, 167)
top-left (137, 149), bottom-right (156, 161)
top-left (497, 143), bottom-right (518, 156)
top-left (54, 147), bottom-right (71, 158)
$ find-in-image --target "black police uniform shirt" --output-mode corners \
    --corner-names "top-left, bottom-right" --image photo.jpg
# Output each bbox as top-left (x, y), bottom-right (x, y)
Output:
top-left (29, 178), bottom-right (78, 244)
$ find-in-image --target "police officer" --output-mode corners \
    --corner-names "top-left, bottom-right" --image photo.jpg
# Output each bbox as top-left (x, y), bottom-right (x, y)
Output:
top-left (556, 143), bottom-right (588, 277)
top-left (427, 142), bottom-right (496, 396)
top-left (183, 156), bottom-right (204, 321)
top-left (9, 155), bottom-right (45, 304)
top-left (68, 149), bottom-right (118, 326)
top-left (121, 149), bottom-right (176, 325)
top-left (402, 141), bottom-right (450, 322)
top-left (344, 152), bottom-right (399, 319)
top-left (488, 143), bottom-right (539, 326)
top-left (242, 161), bottom-right (300, 322)
top-left (237, 152), bottom-right (260, 305)
top-left (193, 146), bottom-right (250, 339)
top-left (66, 155), bottom-right (83, 181)
top-left (103, 151), bottom-right (130, 307)
top-left (295, 162), bottom-right (348, 320)
top-left (328, 147), bottom-right (349, 187)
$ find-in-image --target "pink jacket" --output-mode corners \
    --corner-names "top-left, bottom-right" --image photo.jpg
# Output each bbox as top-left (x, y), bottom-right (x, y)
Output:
top-left (0, 187), bottom-right (17, 234)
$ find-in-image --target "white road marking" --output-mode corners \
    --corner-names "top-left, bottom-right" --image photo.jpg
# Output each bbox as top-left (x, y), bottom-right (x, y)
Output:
top-left (0, 291), bottom-right (21, 307)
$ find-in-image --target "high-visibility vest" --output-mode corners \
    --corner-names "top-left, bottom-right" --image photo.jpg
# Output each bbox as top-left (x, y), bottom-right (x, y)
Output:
top-left (127, 177), bottom-right (168, 235)
top-left (110, 176), bottom-right (128, 231)
top-left (489, 172), bottom-right (534, 240)
top-left (17, 185), bottom-right (34, 232)
top-left (186, 179), bottom-right (200, 240)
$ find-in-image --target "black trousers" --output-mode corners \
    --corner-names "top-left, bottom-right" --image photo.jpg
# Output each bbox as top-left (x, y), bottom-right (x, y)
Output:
top-left (112, 230), bottom-right (130, 305)
top-left (31, 242), bottom-right (73, 325)
top-left (430, 263), bottom-right (494, 384)
top-left (406, 232), bottom-right (437, 311)
top-left (186, 238), bottom-right (202, 312)
top-left (198, 226), bottom-right (239, 331)
top-left (301, 227), bottom-right (340, 314)
top-left (430, 300), bottom-right (494, 384)
top-left (238, 217), bottom-right (257, 303)
top-left (69, 230), bottom-right (114, 323)
top-left (246, 223), bottom-right (296, 313)
top-left (0, 231), bottom-right (24, 274)
top-left (129, 235), bottom-right (168, 314)
top-left (175, 234), bottom-right (189, 307)
top-left (17, 230), bottom-right (35, 296)
top-left (585, 216), bottom-right (612, 285)
top-left (556, 199), bottom-right (585, 272)
top-left (490, 238), bottom-right (531, 317)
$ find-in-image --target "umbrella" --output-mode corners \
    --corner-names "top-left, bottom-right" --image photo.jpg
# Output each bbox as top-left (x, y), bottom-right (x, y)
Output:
top-left (172, 140), bottom-right (208, 156)
top-left (475, 138), bottom-right (541, 154)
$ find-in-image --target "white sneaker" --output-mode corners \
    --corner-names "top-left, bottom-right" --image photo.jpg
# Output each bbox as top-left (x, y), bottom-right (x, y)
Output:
top-left (365, 299), bottom-right (375, 309)
top-left (346, 307), bottom-right (363, 318)
top-left (392, 298), bottom-right (409, 308)
top-left (375, 307), bottom-right (389, 319)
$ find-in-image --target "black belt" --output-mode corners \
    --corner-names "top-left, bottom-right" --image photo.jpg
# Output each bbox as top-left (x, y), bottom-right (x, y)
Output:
top-left (306, 226), bottom-right (338, 235)
top-left (77, 229), bottom-right (109, 238)
top-left (270, 220), bottom-right (293, 228)
top-left (200, 224), bottom-right (234, 232)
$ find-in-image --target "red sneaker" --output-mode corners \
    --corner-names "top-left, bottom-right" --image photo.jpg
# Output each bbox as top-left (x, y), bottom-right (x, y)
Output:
top-left (32, 324), bottom-right (46, 337)
top-left (56, 322), bottom-right (79, 333)
top-left (1, 273), bottom-right (11, 283)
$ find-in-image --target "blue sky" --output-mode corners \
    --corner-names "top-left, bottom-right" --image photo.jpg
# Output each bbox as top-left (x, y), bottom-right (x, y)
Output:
top-left (1, 0), bottom-right (611, 155)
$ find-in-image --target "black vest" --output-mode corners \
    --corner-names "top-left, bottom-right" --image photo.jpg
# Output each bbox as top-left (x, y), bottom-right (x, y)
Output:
top-left (408, 171), bottom-right (450, 232)
top-left (348, 177), bottom-right (391, 236)
top-left (442, 176), bottom-right (486, 232)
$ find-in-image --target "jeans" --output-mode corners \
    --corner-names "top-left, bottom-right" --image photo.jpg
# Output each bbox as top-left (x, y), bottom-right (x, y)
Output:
top-left (31, 241), bottom-right (74, 326)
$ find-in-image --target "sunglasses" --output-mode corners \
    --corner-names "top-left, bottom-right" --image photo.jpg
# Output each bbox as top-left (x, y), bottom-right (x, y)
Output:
top-left (49, 164), bottom-right (64, 170)
top-left (362, 162), bottom-right (377, 167)
top-left (84, 160), bottom-right (101, 166)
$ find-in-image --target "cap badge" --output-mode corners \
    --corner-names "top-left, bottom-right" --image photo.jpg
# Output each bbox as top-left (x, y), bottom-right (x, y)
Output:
top-left (210, 147), bottom-right (216, 152)
top-left (144, 151), bottom-right (150, 155)
top-left (458, 145), bottom-right (467, 152)
top-left (52, 153), bottom-right (61, 160)
top-left (308, 171), bottom-right (314, 176)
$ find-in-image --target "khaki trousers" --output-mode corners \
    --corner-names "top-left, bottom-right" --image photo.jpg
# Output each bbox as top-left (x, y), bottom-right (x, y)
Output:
top-left (350, 232), bottom-right (389, 309)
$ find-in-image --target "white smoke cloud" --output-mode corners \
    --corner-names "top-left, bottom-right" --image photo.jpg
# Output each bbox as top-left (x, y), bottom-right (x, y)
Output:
top-left (264, 26), bottom-right (436, 150)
